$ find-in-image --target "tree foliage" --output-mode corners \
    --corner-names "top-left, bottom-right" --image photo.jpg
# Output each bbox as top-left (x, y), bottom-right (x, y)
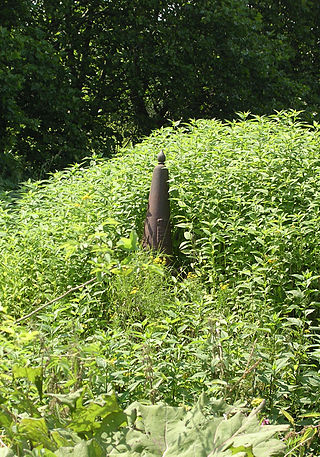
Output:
top-left (0, 0), bottom-right (319, 185)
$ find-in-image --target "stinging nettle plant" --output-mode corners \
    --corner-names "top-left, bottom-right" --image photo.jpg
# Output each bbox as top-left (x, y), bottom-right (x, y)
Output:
top-left (1, 112), bottom-right (320, 456)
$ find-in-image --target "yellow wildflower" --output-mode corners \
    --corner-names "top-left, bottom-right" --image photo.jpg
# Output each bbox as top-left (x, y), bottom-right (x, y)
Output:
top-left (251, 397), bottom-right (264, 407)
top-left (187, 272), bottom-right (197, 279)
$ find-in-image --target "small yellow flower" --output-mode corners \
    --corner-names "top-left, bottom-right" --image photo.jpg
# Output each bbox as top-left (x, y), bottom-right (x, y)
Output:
top-left (187, 272), bottom-right (197, 279)
top-left (74, 203), bottom-right (81, 207)
top-left (251, 397), bottom-right (264, 407)
top-left (220, 283), bottom-right (229, 290)
top-left (130, 287), bottom-right (138, 295)
top-left (267, 258), bottom-right (276, 264)
top-left (82, 194), bottom-right (91, 200)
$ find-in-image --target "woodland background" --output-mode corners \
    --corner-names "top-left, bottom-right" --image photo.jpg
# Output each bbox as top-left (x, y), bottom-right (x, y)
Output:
top-left (1, 0), bottom-right (320, 187)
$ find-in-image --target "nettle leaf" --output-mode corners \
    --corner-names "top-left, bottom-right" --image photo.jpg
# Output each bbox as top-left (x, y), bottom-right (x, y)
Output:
top-left (51, 428), bottom-right (82, 448)
top-left (47, 389), bottom-right (85, 413)
top-left (12, 366), bottom-right (43, 400)
top-left (117, 237), bottom-right (132, 250)
top-left (12, 365), bottom-right (42, 384)
top-left (105, 394), bottom-right (288, 457)
top-left (52, 412), bottom-right (127, 456)
top-left (287, 289), bottom-right (304, 300)
top-left (68, 394), bottom-right (121, 435)
top-left (105, 218), bottom-right (119, 226)
top-left (117, 230), bottom-right (138, 251)
top-left (0, 410), bottom-right (13, 429)
top-left (19, 417), bottom-right (54, 450)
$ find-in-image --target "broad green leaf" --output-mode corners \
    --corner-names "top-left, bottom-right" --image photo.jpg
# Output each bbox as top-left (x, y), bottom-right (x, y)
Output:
top-left (231, 445), bottom-right (254, 456)
top-left (47, 389), bottom-right (84, 412)
top-left (29, 450), bottom-right (57, 457)
top-left (51, 428), bottom-right (82, 448)
top-left (97, 411), bottom-right (127, 438)
top-left (55, 439), bottom-right (103, 457)
top-left (0, 450), bottom-right (16, 457)
top-left (12, 366), bottom-right (42, 384)
top-left (105, 218), bottom-right (119, 226)
top-left (117, 237), bottom-right (132, 250)
top-left (129, 230), bottom-right (138, 251)
top-left (0, 410), bottom-right (12, 429)
top-left (146, 264), bottom-right (165, 276)
top-left (19, 417), bottom-right (54, 450)
top-left (104, 394), bottom-right (288, 456)
top-left (117, 230), bottom-right (138, 251)
top-left (68, 394), bottom-right (120, 435)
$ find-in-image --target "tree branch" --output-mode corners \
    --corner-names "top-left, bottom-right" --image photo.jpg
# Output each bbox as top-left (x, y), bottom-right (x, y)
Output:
top-left (15, 278), bottom-right (97, 324)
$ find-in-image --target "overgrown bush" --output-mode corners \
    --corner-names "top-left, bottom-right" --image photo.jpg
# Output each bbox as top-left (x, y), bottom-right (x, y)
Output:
top-left (1, 112), bottom-right (320, 455)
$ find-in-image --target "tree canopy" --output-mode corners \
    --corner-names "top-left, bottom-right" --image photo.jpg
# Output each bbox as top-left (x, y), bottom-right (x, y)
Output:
top-left (1, 0), bottom-right (319, 186)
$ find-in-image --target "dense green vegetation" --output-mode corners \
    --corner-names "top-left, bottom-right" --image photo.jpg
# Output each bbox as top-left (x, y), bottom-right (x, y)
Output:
top-left (1, 0), bottom-right (320, 186)
top-left (1, 112), bottom-right (320, 455)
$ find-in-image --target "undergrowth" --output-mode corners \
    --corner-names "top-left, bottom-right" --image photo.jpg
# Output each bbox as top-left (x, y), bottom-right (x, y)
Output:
top-left (1, 111), bottom-right (320, 455)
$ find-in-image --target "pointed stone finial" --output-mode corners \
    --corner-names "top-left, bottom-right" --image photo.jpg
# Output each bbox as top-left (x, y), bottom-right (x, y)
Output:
top-left (157, 150), bottom-right (166, 165)
top-left (143, 151), bottom-right (172, 257)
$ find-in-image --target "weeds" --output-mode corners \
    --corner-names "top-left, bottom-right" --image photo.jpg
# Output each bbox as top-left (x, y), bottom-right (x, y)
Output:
top-left (1, 112), bottom-right (320, 455)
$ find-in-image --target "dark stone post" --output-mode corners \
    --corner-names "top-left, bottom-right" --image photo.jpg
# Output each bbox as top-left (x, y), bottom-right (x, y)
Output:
top-left (143, 151), bottom-right (172, 256)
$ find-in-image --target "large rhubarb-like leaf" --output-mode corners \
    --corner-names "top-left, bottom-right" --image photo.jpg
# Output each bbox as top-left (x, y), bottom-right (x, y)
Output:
top-left (1, 395), bottom-right (288, 457)
top-left (103, 394), bottom-right (288, 457)
top-left (0, 450), bottom-right (15, 457)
